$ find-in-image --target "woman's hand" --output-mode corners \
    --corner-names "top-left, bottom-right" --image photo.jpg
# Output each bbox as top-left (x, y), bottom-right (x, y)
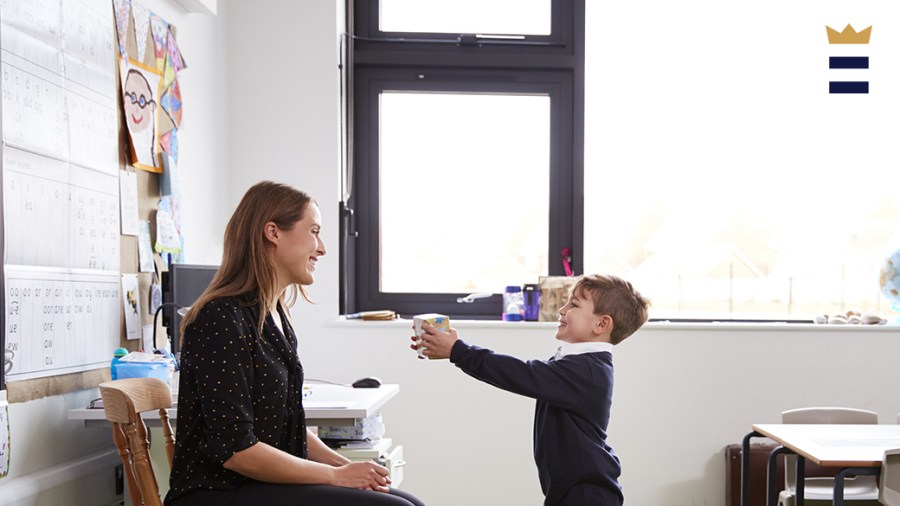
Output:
top-left (410, 322), bottom-right (458, 360)
top-left (332, 461), bottom-right (392, 492)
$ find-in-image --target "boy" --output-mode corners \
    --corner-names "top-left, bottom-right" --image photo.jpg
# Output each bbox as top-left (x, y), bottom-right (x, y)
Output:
top-left (412, 274), bottom-right (650, 506)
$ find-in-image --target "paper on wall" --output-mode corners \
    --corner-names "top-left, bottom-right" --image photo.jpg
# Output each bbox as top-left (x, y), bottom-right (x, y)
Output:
top-left (138, 220), bottom-right (154, 272)
top-left (119, 169), bottom-right (139, 236)
top-left (121, 274), bottom-right (141, 341)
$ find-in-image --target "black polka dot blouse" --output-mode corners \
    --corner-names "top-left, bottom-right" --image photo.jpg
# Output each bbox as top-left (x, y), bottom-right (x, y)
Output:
top-left (165, 294), bottom-right (307, 504)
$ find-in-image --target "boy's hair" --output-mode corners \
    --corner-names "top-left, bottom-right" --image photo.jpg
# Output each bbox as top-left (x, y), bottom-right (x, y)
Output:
top-left (573, 274), bottom-right (650, 345)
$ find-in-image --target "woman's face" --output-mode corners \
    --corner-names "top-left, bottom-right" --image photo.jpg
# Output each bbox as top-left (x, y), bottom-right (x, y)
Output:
top-left (270, 203), bottom-right (326, 287)
top-left (124, 72), bottom-right (154, 133)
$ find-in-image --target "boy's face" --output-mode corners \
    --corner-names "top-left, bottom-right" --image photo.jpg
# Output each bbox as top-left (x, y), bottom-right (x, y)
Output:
top-left (555, 288), bottom-right (607, 343)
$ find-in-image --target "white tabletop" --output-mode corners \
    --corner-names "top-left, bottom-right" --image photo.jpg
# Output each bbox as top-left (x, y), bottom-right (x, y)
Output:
top-left (69, 383), bottom-right (399, 428)
top-left (753, 423), bottom-right (900, 467)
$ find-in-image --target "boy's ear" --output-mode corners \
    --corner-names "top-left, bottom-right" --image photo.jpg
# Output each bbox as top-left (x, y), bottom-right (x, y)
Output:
top-left (593, 314), bottom-right (613, 335)
top-left (263, 222), bottom-right (280, 245)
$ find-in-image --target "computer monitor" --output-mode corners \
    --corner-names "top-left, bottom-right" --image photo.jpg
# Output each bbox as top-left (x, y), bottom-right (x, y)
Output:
top-left (881, 448), bottom-right (900, 505)
top-left (161, 264), bottom-right (218, 356)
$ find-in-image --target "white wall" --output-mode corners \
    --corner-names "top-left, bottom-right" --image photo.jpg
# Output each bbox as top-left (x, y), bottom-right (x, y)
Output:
top-left (288, 320), bottom-right (900, 506)
top-left (0, 1), bottom-right (228, 504)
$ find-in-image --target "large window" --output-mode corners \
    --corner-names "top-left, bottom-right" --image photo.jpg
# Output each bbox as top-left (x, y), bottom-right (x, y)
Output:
top-left (344, 0), bottom-right (900, 321)
top-left (344, 0), bottom-right (582, 318)
top-left (581, 2), bottom-right (900, 320)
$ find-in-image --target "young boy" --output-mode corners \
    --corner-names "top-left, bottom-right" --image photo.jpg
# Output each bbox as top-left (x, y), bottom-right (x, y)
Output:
top-left (412, 274), bottom-right (650, 506)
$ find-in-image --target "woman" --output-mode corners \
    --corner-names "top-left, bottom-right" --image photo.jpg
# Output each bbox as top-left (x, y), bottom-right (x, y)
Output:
top-left (165, 181), bottom-right (424, 506)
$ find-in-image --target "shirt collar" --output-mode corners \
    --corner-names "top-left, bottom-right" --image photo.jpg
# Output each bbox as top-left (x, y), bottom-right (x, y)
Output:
top-left (553, 340), bottom-right (613, 360)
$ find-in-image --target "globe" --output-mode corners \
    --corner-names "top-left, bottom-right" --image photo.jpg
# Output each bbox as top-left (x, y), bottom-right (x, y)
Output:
top-left (879, 249), bottom-right (900, 309)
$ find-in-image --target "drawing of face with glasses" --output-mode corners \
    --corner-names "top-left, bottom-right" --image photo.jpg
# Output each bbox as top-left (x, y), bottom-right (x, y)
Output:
top-left (123, 69), bottom-right (156, 133)
top-left (121, 66), bottom-right (159, 168)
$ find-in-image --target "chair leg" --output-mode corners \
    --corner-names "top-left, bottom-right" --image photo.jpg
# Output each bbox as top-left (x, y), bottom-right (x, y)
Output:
top-left (776, 490), bottom-right (795, 506)
top-left (159, 409), bottom-right (175, 467)
top-left (125, 421), bottom-right (163, 506)
top-left (112, 423), bottom-right (143, 506)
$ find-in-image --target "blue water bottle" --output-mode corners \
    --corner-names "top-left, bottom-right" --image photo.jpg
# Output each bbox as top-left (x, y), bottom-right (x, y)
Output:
top-left (523, 284), bottom-right (540, 321)
top-left (110, 347), bottom-right (128, 380)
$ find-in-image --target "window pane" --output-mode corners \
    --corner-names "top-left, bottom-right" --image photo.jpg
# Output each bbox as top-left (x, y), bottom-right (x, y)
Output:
top-left (380, 0), bottom-right (551, 36)
top-left (380, 92), bottom-right (550, 293)
top-left (583, 2), bottom-right (900, 319)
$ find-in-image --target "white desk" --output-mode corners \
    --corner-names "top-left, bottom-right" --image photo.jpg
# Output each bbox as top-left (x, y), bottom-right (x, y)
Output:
top-left (743, 423), bottom-right (900, 506)
top-left (68, 383), bottom-right (399, 428)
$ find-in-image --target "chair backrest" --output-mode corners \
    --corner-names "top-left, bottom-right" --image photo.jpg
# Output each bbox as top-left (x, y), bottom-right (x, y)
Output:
top-left (782, 407), bottom-right (878, 425)
top-left (781, 407), bottom-right (878, 492)
top-left (100, 378), bottom-right (174, 506)
top-left (881, 448), bottom-right (900, 505)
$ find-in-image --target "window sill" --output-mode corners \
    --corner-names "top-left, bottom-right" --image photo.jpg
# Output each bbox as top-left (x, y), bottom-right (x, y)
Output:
top-left (325, 317), bottom-right (900, 333)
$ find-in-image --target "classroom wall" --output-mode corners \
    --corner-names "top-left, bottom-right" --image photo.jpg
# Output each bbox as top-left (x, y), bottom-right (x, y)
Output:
top-left (0, 1), bottom-right (228, 504)
top-left (4, 2), bottom-right (900, 506)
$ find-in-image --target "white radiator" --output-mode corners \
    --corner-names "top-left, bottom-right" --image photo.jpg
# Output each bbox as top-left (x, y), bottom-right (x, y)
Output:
top-left (0, 448), bottom-right (119, 505)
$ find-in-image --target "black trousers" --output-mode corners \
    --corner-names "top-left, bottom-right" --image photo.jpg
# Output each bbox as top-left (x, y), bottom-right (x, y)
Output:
top-left (169, 483), bottom-right (425, 506)
top-left (556, 482), bottom-right (623, 506)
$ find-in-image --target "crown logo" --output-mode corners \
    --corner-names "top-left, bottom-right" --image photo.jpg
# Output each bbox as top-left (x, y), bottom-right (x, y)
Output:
top-left (826, 24), bottom-right (872, 44)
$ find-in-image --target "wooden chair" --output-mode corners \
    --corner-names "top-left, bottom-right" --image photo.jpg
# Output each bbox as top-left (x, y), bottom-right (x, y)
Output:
top-left (100, 378), bottom-right (174, 506)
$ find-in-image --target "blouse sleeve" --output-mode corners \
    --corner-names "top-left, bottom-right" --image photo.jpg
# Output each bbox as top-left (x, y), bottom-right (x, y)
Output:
top-left (183, 299), bottom-right (259, 465)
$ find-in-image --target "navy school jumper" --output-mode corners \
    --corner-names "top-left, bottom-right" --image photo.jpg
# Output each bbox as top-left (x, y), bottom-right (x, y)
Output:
top-left (449, 340), bottom-right (623, 506)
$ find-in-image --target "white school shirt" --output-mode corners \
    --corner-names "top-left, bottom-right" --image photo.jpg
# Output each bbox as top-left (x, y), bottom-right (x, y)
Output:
top-left (553, 340), bottom-right (613, 360)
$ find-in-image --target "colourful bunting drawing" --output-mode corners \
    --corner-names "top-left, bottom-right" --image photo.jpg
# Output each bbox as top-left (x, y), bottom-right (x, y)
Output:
top-left (159, 128), bottom-right (178, 163)
top-left (167, 30), bottom-right (186, 74)
top-left (150, 15), bottom-right (168, 71)
top-left (161, 79), bottom-right (182, 127)
top-left (130, 0), bottom-right (151, 63)
top-left (112, 0), bottom-right (130, 57)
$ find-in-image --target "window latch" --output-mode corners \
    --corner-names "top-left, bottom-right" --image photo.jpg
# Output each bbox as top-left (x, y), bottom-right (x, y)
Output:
top-left (456, 292), bottom-right (492, 304)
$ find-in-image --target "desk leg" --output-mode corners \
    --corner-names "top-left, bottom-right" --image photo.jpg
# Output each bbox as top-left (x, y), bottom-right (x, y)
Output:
top-left (742, 431), bottom-right (762, 506)
top-left (767, 446), bottom-right (793, 506)
top-left (795, 456), bottom-right (804, 506)
top-left (833, 467), bottom-right (879, 506)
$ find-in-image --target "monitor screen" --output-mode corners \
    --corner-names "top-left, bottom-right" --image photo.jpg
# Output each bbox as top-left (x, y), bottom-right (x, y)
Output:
top-left (162, 264), bottom-right (218, 356)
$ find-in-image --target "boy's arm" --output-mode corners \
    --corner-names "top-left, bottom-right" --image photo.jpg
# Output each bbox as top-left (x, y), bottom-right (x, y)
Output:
top-left (412, 324), bottom-right (608, 410)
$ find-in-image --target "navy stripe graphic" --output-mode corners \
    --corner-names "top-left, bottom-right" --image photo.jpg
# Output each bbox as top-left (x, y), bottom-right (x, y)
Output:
top-left (829, 56), bottom-right (869, 69)
top-left (829, 81), bottom-right (869, 94)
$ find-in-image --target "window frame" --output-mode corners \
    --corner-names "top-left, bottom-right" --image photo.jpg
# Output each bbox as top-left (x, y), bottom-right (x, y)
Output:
top-left (342, 0), bottom-right (585, 319)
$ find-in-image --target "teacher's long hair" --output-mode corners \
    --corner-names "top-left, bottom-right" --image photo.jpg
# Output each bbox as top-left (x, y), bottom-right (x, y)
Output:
top-left (180, 181), bottom-right (313, 334)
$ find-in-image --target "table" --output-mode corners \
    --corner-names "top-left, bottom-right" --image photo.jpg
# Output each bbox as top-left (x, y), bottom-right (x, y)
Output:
top-left (742, 423), bottom-right (900, 506)
top-left (68, 383), bottom-right (400, 428)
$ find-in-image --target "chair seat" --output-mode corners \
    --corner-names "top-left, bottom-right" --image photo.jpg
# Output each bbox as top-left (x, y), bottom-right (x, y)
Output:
top-left (783, 475), bottom-right (879, 500)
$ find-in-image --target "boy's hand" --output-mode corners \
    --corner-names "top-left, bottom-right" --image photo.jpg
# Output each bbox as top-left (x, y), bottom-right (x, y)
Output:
top-left (410, 322), bottom-right (459, 360)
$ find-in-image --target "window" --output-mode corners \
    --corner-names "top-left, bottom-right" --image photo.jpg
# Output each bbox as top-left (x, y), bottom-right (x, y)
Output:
top-left (379, 0), bottom-right (552, 35)
top-left (343, 0), bottom-right (582, 318)
top-left (379, 91), bottom-right (551, 294)
top-left (345, 0), bottom-right (898, 322)
top-left (581, 2), bottom-right (900, 320)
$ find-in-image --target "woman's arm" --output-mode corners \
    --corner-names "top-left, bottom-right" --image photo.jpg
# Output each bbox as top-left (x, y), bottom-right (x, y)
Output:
top-left (223, 441), bottom-right (391, 492)
top-left (306, 428), bottom-right (352, 466)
